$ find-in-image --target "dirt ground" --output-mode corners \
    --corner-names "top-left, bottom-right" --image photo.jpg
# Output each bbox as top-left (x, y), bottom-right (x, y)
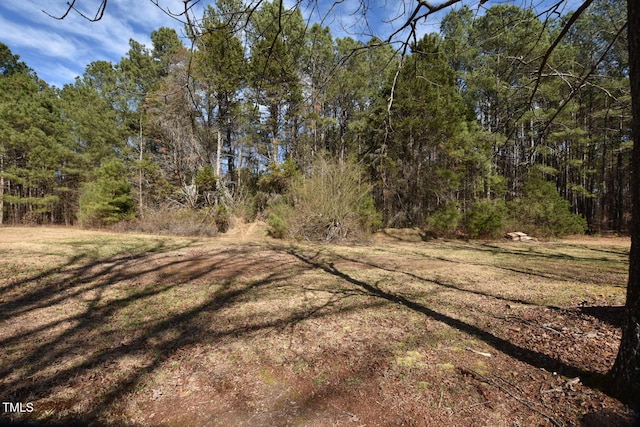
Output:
top-left (0, 227), bottom-right (637, 426)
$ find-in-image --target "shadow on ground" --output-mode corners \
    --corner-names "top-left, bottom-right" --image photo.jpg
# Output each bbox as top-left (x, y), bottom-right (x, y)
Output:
top-left (0, 235), bottom-right (633, 425)
top-left (0, 239), bottom-right (332, 425)
top-left (579, 305), bottom-right (626, 328)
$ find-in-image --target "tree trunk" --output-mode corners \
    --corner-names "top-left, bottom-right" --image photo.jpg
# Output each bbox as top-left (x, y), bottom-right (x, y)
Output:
top-left (0, 150), bottom-right (4, 226)
top-left (610, 0), bottom-right (640, 409)
top-left (226, 117), bottom-right (234, 180)
top-left (216, 128), bottom-right (222, 178)
top-left (138, 117), bottom-right (144, 216)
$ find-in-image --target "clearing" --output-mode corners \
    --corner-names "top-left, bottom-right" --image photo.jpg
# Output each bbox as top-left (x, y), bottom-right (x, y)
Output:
top-left (0, 227), bottom-right (636, 426)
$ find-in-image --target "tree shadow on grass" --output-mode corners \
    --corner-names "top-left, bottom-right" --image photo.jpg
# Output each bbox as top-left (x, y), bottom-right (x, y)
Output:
top-left (0, 238), bottom-right (388, 426)
top-left (0, 236), bottom-right (630, 426)
top-left (476, 241), bottom-right (629, 260)
top-left (284, 246), bottom-right (613, 393)
top-left (0, 238), bottom-right (195, 320)
top-left (375, 240), bottom-right (628, 287)
top-left (328, 250), bottom-right (553, 309)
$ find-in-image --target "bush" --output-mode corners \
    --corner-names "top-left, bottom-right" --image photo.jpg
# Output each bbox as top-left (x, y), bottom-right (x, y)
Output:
top-left (267, 155), bottom-right (381, 241)
top-left (257, 159), bottom-right (300, 195)
top-left (195, 166), bottom-right (218, 193)
top-left (267, 203), bottom-right (291, 239)
top-left (507, 174), bottom-right (587, 237)
top-left (195, 166), bottom-right (218, 206)
top-left (115, 207), bottom-right (218, 237)
top-left (254, 160), bottom-right (300, 215)
top-left (464, 199), bottom-right (506, 238)
top-left (426, 202), bottom-right (462, 236)
top-left (212, 204), bottom-right (230, 233)
top-left (357, 193), bottom-right (384, 233)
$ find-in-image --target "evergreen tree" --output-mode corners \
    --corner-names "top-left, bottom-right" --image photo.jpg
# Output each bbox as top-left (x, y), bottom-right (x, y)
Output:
top-left (194, 2), bottom-right (247, 183)
top-left (1, 43), bottom-right (76, 224)
top-left (368, 34), bottom-right (469, 226)
top-left (77, 158), bottom-right (135, 226)
top-left (248, 0), bottom-right (305, 166)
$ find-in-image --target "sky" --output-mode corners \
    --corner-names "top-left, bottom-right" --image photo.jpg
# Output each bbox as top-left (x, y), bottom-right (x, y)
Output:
top-left (0, 0), bottom-right (579, 89)
top-left (0, 0), bottom-right (201, 87)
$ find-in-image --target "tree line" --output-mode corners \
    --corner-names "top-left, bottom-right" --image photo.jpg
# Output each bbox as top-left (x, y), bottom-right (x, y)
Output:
top-left (0, 0), bottom-right (629, 238)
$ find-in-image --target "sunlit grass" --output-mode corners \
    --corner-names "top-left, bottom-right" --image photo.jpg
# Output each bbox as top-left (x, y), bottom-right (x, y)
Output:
top-left (0, 227), bottom-right (631, 426)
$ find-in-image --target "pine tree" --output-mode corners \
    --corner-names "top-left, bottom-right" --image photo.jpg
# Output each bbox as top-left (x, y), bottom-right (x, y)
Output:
top-left (248, 0), bottom-right (305, 166)
top-left (1, 43), bottom-right (76, 224)
top-left (369, 34), bottom-right (469, 226)
top-left (77, 158), bottom-right (135, 226)
top-left (194, 1), bottom-right (247, 183)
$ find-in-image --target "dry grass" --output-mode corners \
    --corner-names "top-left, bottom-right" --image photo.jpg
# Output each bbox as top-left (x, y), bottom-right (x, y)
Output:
top-left (0, 227), bottom-right (634, 426)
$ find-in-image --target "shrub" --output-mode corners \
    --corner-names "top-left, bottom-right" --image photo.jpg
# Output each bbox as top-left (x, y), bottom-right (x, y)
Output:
top-left (195, 166), bottom-right (218, 206)
top-left (195, 166), bottom-right (218, 193)
top-left (267, 155), bottom-right (381, 241)
top-left (464, 199), bottom-right (506, 238)
top-left (267, 202), bottom-right (291, 238)
top-left (257, 159), bottom-right (300, 195)
top-left (357, 193), bottom-right (384, 233)
top-left (507, 174), bottom-right (587, 237)
top-left (212, 204), bottom-right (230, 233)
top-left (254, 160), bottom-right (300, 215)
top-left (426, 202), bottom-right (462, 236)
top-left (115, 207), bottom-right (218, 237)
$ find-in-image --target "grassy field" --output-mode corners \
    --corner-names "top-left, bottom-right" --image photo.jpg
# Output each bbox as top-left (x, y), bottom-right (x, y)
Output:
top-left (0, 227), bottom-right (635, 426)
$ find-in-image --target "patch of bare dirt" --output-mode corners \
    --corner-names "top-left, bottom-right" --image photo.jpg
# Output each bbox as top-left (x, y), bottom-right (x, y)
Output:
top-left (224, 218), bottom-right (270, 241)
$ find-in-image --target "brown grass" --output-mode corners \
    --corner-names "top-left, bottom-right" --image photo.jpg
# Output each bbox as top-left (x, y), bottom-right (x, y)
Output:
top-left (0, 227), bottom-right (635, 426)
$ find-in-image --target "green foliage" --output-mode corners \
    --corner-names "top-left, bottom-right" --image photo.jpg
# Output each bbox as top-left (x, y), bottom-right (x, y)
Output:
top-left (194, 5), bottom-right (246, 176)
top-left (0, 42), bottom-right (29, 76)
top-left (254, 159), bottom-right (300, 214)
top-left (464, 199), bottom-right (506, 238)
top-left (507, 174), bottom-right (587, 237)
top-left (151, 27), bottom-right (184, 78)
top-left (60, 63), bottom-right (126, 165)
top-left (367, 33), bottom-right (475, 227)
top-left (77, 159), bottom-right (136, 227)
top-left (249, 1), bottom-right (305, 164)
top-left (212, 203), bottom-right (230, 233)
top-left (267, 204), bottom-right (290, 239)
top-left (195, 166), bottom-right (218, 193)
top-left (257, 159), bottom-right (300, 194)
top-left (136, 158), bottom-right (173, 209)
top-left (197, 8), bottom-right (246, 95)
top-left (0, 53), bottom-right (80, 224)
top-left (0, 3), bottom-right (632, 238)
top-left (426, 202), bottom-right (463, 236)
top-left (357, 193), bottom-right (384, 232)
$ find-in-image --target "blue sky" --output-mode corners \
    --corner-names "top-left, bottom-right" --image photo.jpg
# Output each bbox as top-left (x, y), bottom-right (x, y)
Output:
top-left (0, 0), bottom-right (579, 88)
top-left (0, 0), bottom-right (202, 87)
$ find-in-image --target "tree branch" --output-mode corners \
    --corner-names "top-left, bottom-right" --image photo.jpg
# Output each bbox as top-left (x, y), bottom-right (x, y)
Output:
top-left (43, 0), bottom-right (108, 21)
top-left (528, 0), bottom-right (595, 108)
top-left (530, 21), bottom-right (628, 162)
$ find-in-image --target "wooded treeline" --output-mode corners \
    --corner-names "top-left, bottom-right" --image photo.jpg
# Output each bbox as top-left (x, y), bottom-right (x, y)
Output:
top-left (0, 0), bottom-right (630, 237)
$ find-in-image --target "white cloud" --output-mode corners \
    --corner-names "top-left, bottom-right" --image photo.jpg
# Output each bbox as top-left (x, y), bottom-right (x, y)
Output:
top-left (0, 0), bottom-right (200, 87)
top-left (0, 15), bottom-right (79, 60)
top-left (42, 64), bottom-right (84, 88)
top-left (0, 0), bottom-right (579, 88)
